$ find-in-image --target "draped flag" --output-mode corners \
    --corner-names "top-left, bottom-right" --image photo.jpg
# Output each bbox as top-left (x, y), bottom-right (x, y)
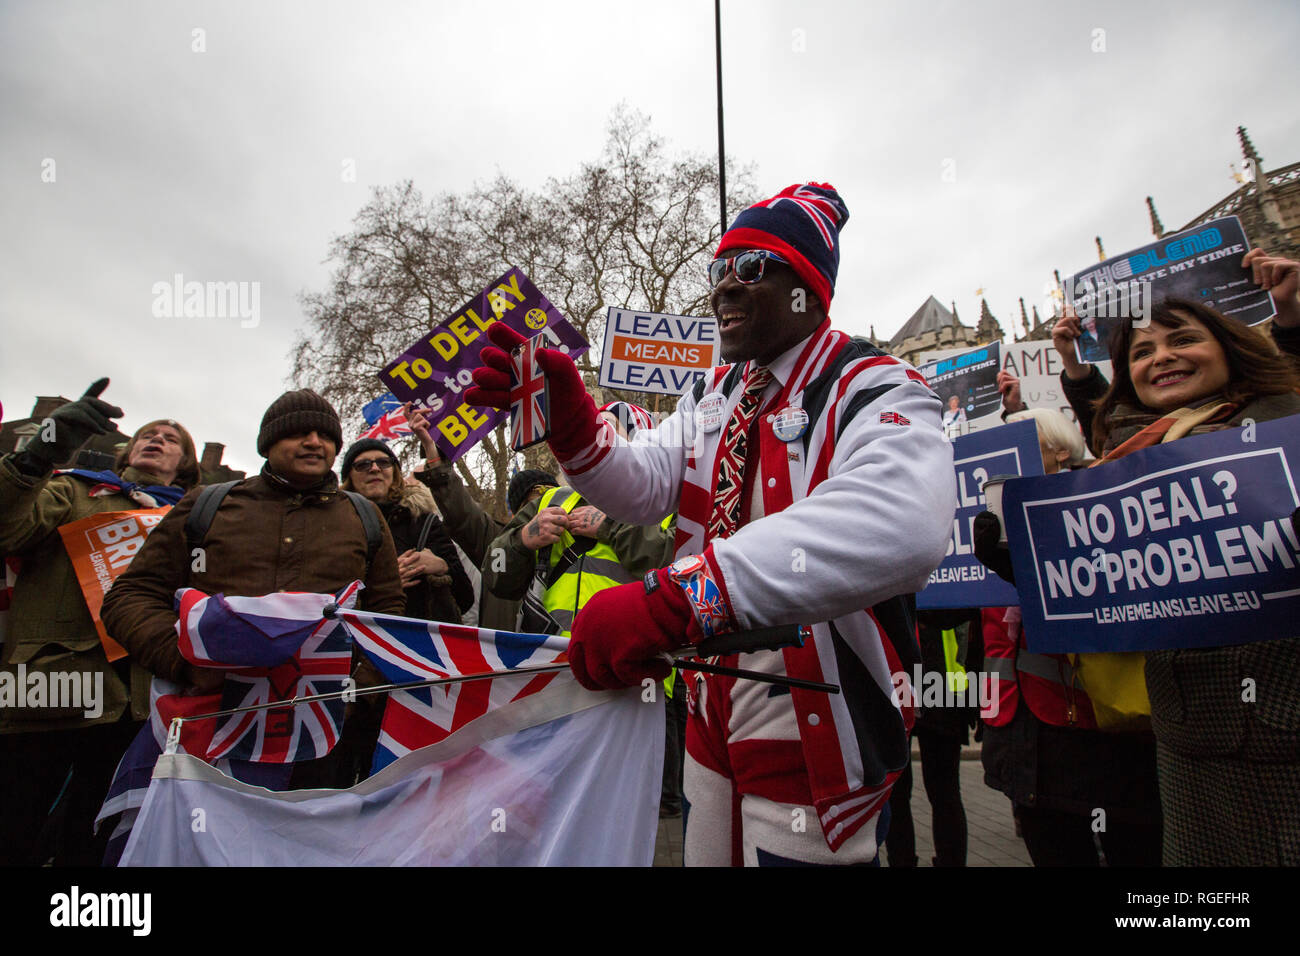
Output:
top-left (119, 679), bottom-right (665, 866)
top-left (359, 391), bottom-right (412, 441)
top-left (173, 583), bottom-right (359, 761)
top-left (337, 607), bottom-right (569, 772)
top-left (97, 582), bottom-right (360, 864)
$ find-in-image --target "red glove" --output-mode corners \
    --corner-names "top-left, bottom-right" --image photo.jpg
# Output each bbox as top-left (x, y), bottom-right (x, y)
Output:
top-left (466, 322), bottom-right (603, 461)
top-left (568, 567), bottom-right (701, 690)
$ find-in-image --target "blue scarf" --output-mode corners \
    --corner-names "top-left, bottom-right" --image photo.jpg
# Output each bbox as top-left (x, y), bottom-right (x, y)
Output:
top-left (56, 468), bottom-right (187, 507)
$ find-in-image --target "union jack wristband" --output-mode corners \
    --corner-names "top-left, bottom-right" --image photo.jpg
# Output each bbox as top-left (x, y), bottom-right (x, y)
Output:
top-left (667, 554), bottom-right (733, 639)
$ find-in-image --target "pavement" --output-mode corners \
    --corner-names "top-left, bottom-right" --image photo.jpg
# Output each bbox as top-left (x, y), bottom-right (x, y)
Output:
top-left (653, 745), bottom-right (1032, 867)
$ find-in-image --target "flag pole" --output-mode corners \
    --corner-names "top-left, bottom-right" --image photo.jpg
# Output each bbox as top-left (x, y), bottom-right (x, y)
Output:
top-left (715, 0), bottom-right (727, 238)
top-left (166, 608), bottom-right (839, 734)
top-left (170, 662), bottom-right (575, 728)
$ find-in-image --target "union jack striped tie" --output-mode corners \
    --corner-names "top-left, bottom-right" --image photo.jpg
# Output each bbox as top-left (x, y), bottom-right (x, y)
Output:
top-left (707, 366), bottom-right (773, 541)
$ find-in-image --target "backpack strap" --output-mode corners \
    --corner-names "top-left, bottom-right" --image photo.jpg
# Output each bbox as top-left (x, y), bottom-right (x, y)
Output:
top-left (340, 490), bottom-right (384, 577)
top-left (415, 513), bottom-right (437, 553)
top-left (184, 481), bottom-right (240, 554)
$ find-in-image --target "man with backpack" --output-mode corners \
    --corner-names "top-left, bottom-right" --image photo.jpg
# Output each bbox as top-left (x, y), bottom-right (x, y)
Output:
top-left (101, 389), bottom-right (405, 786)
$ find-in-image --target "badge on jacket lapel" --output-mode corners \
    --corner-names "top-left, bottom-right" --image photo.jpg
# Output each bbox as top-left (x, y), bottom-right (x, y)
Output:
top-left (771, 405), bottom-right (809, 442)
top-left (695, 394), bottom-right (726, 433)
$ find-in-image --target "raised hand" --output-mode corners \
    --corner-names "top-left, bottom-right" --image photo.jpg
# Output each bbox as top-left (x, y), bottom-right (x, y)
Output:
top-left (466, 323), bottom-right (601, 461)
top-left (996, 370), bottom-right (1025, 413)
top-left (404, 403), bottom-right (441, 463)
top-left (1051, 306), bottom-right (1091, 380)
top-left (26, 377), bottom-right (124, 469)
top-left (1243, 249), bottom-right (1300, 327)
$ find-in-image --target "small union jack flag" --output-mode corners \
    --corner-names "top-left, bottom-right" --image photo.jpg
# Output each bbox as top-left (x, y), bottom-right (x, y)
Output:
top-left (880, 411), bottom-right (911, 426)
top-left (509, 335), bottom-right (549, 450)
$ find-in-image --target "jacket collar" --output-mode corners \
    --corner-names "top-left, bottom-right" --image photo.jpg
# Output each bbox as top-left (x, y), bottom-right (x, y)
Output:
top-left (261, 462), bottom-right (339, 496)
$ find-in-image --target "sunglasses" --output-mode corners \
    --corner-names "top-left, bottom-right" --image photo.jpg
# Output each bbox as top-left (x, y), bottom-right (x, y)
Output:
top-left (351, 458), bottom-right (394, 473)
top-left (708, 250), bottom-right (788, 288)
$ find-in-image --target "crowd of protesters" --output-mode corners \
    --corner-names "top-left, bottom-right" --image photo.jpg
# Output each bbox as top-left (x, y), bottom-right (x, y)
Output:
top-left (2, 210), bottom-right (1298, 865)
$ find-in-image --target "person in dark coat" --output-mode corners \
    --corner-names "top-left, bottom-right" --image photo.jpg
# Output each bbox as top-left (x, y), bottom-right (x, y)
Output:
top-left (340, 438), bottom-right (473, 624)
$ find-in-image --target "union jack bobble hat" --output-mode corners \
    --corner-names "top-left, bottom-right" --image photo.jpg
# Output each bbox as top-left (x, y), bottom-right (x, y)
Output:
top-left (597, 401), bottom-right (654, 438)
top-left (715, 182), bottom-right (849, 310)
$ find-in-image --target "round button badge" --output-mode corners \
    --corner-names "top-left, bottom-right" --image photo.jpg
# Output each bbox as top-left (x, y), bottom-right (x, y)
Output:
top-left (772, 405), bottom-right (809, 442)
top-left (695, 394), bottom-right (726, 432)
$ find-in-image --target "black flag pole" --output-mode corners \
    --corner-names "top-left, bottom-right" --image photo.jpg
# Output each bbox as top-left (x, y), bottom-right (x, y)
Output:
top-left (169, 656), bottom-right (837, 735)
top-left (715, 0), bottom-right (727, 238)
top-left (166, 613), bottom-right (838, 735)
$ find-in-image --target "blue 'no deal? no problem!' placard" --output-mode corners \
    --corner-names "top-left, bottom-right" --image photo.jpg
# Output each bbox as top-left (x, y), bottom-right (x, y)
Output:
top-left (1002, 415), bottom-right (1300, 653)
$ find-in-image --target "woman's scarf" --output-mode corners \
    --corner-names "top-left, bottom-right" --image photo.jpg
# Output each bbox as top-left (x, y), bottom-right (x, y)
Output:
top-left (1095, 399), bottom-right (1239, 465)
top-left (56, 468), bottom-right (187, 507)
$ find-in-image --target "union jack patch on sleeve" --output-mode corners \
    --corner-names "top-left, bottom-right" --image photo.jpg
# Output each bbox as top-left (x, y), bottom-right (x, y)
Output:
top-left (879, 411), bottom-right (911, 426)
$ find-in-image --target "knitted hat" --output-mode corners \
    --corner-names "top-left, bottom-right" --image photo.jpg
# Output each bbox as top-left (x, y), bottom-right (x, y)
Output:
top-left (597, 401), bottom-right (654, 439)
top-left (715, 182), bottom-right (850, 310)
top-left (257, 389), bottom-right (343, 456)
top-left (508, 468), bottom-right (558, 514)
top-left (340, 438), bottom-right (399, 478)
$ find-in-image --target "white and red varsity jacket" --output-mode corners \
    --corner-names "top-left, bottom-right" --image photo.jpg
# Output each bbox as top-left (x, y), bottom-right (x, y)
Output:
top-left (562, 320), bottom-right (957, 850)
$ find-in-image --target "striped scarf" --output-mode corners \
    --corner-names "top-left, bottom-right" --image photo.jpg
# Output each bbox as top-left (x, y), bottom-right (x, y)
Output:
top-left (1095, 398), bottom-right (1239, 465)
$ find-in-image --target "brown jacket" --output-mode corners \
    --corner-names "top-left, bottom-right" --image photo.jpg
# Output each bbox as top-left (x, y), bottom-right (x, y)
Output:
top-left (101, 468), bottom-right (406, 684)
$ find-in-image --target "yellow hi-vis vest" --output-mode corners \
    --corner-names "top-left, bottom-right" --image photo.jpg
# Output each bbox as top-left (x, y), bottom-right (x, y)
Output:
top-left (941, 627), bottom-right (970, 694)
top-left (537, 487), bottom-right (638, 637)
top-left (659, 511), bottom-right (677, 700)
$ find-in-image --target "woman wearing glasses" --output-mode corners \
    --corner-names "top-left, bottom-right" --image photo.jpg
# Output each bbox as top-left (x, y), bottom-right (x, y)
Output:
top-left (340, 438), bottom-right (473, 624)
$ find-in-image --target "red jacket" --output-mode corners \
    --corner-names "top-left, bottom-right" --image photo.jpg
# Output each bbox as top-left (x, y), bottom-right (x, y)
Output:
top-left (981, 606), bottom-right (1096, 729)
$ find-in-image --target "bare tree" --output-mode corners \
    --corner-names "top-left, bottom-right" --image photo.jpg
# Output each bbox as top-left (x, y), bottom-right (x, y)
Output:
top-left (292, 107), bottom-right (755, 518)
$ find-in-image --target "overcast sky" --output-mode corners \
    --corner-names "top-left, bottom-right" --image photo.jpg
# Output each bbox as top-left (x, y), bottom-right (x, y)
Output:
top-left (3, 0), bottom-right (1297, 475)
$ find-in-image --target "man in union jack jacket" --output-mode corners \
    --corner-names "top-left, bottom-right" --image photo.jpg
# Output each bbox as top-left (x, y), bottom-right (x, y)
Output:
top-left (470, 183), bottom-right (956, 865)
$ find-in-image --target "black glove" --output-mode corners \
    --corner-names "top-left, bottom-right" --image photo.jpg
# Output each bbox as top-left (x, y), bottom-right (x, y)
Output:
top-left (972, 510), bottom-right (1016, 585)
top-left (21, 378), bottom-right (123, 471)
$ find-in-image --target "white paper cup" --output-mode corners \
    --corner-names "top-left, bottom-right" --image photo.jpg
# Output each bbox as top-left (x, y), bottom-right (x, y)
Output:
top-left (981, 474), bottom-right (1019, 544)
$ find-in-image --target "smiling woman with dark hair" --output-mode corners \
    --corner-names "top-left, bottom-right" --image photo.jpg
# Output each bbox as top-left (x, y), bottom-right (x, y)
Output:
top-left (1049, 248), bottom-right (1300, 865)
top-left (1089, 295), bottom-right (1300, 460)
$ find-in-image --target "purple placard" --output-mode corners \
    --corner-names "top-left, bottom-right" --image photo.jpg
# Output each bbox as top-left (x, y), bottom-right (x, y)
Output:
top-left (379, 269), bottom-right (589, 462)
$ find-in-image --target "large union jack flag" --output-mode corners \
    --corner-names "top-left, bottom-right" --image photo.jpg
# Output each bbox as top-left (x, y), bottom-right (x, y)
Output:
top-left (172, 582), bottom-right (360, 762)
top-left (509, 335), bottom-right (549, 451)
top-left (97, 583), bottom-right (360, 864)
top-left (339, 608), bottom-right (569, 772)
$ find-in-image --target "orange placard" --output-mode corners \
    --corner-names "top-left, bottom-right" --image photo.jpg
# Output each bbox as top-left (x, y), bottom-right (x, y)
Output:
top-left (57, 507), bottom-right (170, 662)
top-left (609, 335), bottom-right (713, 368)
